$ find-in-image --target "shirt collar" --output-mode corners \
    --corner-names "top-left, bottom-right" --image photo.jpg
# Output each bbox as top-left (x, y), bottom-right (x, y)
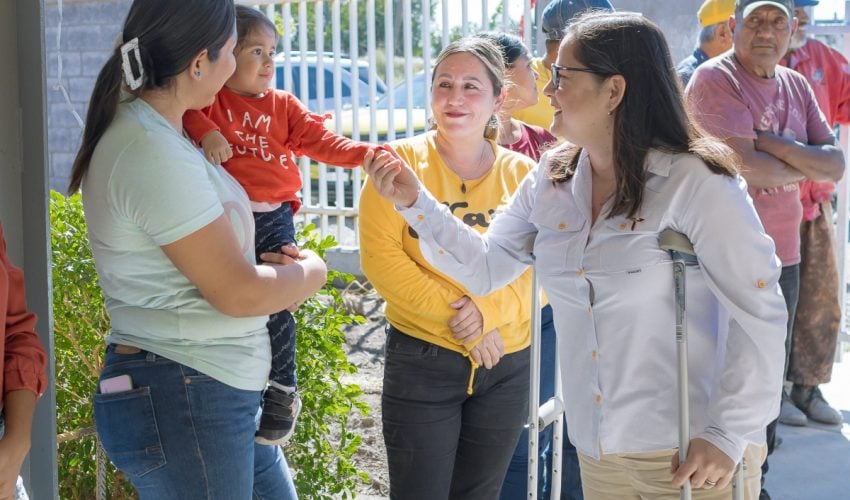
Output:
top-left (645, 149), bottom-right (674, 177)
top-left (574, 148), bottom-right (673, 183)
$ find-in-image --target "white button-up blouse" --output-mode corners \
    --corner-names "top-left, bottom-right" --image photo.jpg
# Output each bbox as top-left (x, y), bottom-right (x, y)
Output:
top-left (398, 148), bottom-right (787, 463)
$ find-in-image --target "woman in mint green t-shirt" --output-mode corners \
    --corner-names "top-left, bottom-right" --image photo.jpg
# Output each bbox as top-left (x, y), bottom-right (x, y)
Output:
top-left (66, 1), bottom-right (327, 498)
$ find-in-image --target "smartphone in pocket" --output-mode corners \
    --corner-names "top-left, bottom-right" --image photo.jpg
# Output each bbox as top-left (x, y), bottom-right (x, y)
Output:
top-left (100, 374), bottom-right (133, 394)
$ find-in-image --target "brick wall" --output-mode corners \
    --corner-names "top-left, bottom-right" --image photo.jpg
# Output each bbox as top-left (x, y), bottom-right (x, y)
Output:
top-left (46, 0), bottom-right (131, 192)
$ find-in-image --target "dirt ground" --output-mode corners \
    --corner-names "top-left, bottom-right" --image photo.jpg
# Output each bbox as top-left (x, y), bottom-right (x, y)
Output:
top-left (338, 287), bottom-right (391, 498)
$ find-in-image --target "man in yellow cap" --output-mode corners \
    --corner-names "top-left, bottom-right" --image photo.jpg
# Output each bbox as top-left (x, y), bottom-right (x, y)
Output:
top-left (676, 0), bottom-right (735, 86)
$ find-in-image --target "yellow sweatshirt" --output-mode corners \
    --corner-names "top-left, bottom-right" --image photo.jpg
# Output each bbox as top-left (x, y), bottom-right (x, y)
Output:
top-left (359, 132), bottom-right (535, 366)
top-left (511, 58), bottom-right (555, 130)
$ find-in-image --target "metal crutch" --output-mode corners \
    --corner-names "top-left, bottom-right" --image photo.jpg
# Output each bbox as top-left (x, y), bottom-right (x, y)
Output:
top-left (660, 229), bottom-right (744, 500)
top-left (527, 255), bottom-right (566, 499)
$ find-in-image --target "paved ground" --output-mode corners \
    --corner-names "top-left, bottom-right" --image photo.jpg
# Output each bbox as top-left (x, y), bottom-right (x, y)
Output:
top-left (343, 291), bottom-right (850, 499)
top-left (766, 357), bottom-right (850, 499)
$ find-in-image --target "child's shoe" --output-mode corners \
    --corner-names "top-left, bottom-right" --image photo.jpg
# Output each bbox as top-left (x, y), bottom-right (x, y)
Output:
top-left (255, 386), bottom-right (302, 446)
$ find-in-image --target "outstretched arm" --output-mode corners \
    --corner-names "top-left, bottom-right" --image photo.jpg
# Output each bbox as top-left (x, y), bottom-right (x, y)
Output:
top-left (363, 148), bottom-right (539, 296)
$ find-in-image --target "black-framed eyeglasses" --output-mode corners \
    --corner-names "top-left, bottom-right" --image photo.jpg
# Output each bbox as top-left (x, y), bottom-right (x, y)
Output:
top-left (550, 63), bottom-right (607, 88)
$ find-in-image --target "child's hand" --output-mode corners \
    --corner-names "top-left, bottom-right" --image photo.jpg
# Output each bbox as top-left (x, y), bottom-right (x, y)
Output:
top-left (201, 130), bottom-right (233, 165)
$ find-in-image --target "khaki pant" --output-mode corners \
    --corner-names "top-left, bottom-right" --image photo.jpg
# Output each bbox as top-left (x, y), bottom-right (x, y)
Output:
top-left (578, 443), bottom-right (767, 500)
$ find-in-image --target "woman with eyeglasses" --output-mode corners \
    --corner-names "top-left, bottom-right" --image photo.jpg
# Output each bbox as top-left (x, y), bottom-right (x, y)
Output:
top-left (365, 11), bottom-right (786, 499)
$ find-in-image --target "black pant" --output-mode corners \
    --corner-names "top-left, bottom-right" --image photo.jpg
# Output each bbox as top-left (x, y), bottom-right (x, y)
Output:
top-left (762, 264), bottom-right (800, 496)
top-left (382, 326), bottom-right (530, 500)
top-left (254, 203), bottom-right (298, 387)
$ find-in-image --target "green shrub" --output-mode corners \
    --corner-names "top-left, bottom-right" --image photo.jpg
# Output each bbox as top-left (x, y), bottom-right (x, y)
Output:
top-left (51, 191), bottom-right (132, 499)
top-left (51, 191), bottom-right (369, 499)
top-left (287, 224), bottom-right (370, 498)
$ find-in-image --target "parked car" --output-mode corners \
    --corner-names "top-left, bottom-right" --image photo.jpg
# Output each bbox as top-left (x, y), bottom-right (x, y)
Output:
top-left (325, 71), bottom-right (429, 142)
top-left (375, 71), bottom-right (429, 110)
top-left (273, 52), bottom-right (388, 110)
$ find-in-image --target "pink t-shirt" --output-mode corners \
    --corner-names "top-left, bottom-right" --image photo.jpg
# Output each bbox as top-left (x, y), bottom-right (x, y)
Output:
top-left (686, 52), bottom-right (834, 266)
top-left (504, 122), bottom-right (557, 162)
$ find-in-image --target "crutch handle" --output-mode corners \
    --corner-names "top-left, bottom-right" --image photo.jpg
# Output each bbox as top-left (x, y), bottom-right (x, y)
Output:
top-left (659, 229), bottom-right (696, 256)
top-left (538, 397), bottom-right (565, 429)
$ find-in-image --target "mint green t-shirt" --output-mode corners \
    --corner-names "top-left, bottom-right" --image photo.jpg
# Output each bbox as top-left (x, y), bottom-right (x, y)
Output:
top-left (82, 98), bottom-right (270, 391)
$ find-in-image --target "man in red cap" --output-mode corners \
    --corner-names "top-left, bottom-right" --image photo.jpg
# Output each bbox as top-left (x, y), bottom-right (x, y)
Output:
top-left (780, 0), bottom-right (849, 429)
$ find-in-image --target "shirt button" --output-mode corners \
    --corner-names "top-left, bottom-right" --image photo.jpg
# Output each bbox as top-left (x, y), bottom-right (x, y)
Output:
top-left (756, 280), bottom-right (766, 288)
top-left (591, 350), bottom-right (598, 359)
top-left (618, 223), bottom-right (627, 230)
top-left (578, 268), bottom-right (585, 277)
top-left (587, 307), bottom-right (592, 315)
top-left (558, 222), bottom-right (567, 230)
top-left (417, 214), bottom-right (425, 221)
top-left (438, 249), bottom-right (445, 255)
top-left (595, 395), bottom-right (602, 404)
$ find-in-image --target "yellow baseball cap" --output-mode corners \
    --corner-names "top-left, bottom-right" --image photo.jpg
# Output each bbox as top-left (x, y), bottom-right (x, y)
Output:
top-left (698, 0), bottom-right (735, 27)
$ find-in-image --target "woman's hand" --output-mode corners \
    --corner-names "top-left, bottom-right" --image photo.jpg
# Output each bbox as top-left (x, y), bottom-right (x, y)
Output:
top-left (670, 438), bottom-right (736, 490)
top-left (200, 130), bottom-right (233, 165)
top-left (261, 248), bottom-right (326, 312)
top-left (469, 329), bottom-right (505, 369)
top-left (260, 244), bottom-right (309, 311)
top-left (363, 147), bottom-right (421, 208)
top-left (258, 252), bottom-right (298, 266)
top-left (448, 296), bottom-right (484, 345)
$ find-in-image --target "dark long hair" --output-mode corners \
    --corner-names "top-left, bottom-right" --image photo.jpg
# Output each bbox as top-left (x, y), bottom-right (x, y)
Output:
top-left (548, 11), bottom-right (737, 219)
top-left (235, 5), bottom-right (278, 49)
top-left (67, 0), bottom-right (235, 194)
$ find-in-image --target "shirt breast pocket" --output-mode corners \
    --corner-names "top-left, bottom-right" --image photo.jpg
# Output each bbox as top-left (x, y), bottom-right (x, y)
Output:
top-left (528, 206), bottom-right (586, 276)
top-left (598, 212), bottom-right (670, 273)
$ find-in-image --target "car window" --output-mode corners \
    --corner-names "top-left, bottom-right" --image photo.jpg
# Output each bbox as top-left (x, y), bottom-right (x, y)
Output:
top-left (358, 67), bottom-right (387, 94)
top-left (277, 66), bottom-right (352, 99)
top-left (376, 72), bottom-right (428, 110)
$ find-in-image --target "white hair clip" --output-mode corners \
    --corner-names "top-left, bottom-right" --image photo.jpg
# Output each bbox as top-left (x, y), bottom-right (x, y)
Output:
top-left (120, 37), bottom-right (144, 90)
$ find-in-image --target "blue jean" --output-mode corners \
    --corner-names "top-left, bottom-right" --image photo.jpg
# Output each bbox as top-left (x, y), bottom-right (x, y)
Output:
top-left (0, 413), bottom-right (29, 500)
top-left (382, 326), bottom-right (530, 500)
top-left (501, 305), bottom-right (583, 500)
top-left (94, 344), bottom-right (297, 499)
top-left (254, 203), bottom-right (298, 387)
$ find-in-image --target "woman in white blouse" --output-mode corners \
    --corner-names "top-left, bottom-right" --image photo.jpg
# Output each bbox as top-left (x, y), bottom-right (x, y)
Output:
top-left (365, 11), bottom-right (787, 500)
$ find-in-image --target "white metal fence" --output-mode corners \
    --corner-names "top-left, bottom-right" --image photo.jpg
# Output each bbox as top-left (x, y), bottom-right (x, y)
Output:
top-left (242, 0), bottom-right (850, 346)
top-left (242, 0), bottom-right (538, 247)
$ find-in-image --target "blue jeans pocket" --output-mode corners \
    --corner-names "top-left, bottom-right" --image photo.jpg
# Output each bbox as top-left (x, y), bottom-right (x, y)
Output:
top-left (94, 387), bottom-right (167, 478)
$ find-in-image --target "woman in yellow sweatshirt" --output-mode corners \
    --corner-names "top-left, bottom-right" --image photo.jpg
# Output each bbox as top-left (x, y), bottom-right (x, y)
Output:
top-left (359, 37), bottom-right (537, 499)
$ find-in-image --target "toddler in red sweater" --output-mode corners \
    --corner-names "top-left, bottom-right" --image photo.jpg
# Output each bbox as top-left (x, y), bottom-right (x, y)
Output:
top-left (183, 5), bottom-right (373, 446)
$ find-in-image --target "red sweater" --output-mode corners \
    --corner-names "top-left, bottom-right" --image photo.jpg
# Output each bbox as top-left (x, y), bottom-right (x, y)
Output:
top-left (184, 87), bottom-right (371, 212)
top-left (1, 224), bottom-right (47, 406)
